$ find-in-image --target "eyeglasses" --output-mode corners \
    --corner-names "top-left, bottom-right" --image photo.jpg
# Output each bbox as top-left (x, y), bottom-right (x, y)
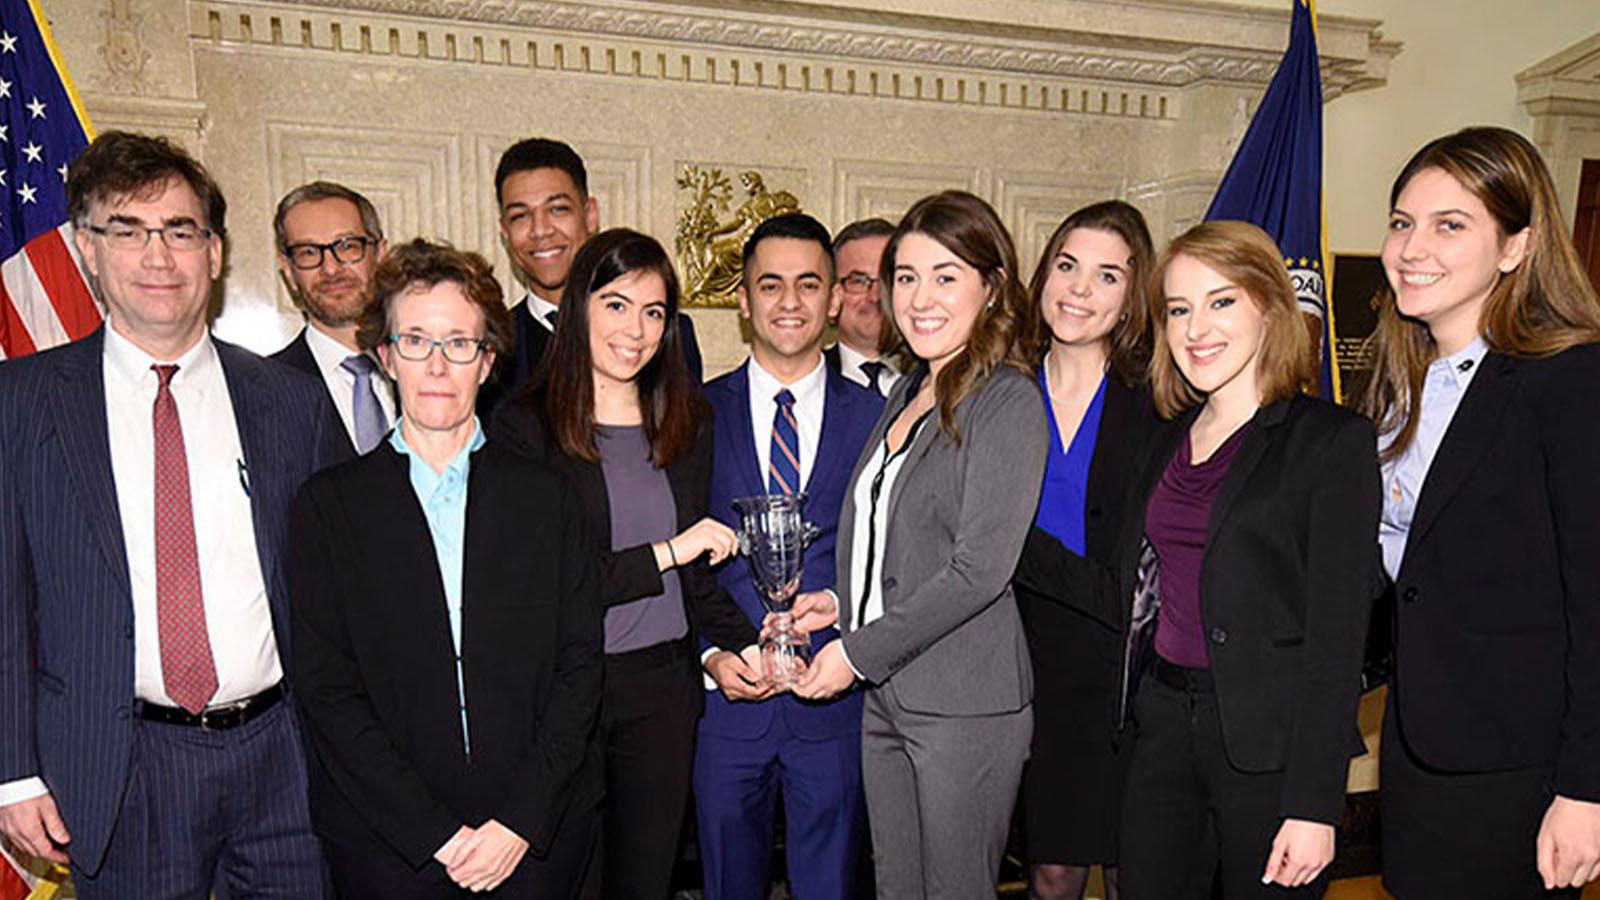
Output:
top-left (388, 333), bottom-right (487, 364)
top-left (283, 235), bottom-right (377, 270)
top-left (840, 273), bottom-right (879, 295)
top-left (84, 222), bottom-right (214, 252)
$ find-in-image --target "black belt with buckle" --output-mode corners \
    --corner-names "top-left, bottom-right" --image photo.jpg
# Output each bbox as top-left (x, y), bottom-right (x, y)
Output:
top-left (139, 684), bottom-right (282, 731)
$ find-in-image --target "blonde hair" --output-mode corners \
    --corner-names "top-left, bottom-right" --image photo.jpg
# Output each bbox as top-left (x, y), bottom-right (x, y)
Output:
top-left (1147, 220), bottom-right (1315, 419)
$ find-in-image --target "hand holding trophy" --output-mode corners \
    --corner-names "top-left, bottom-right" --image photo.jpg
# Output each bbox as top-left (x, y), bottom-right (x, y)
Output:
top-left (732, 493), bottom-right (820, 691)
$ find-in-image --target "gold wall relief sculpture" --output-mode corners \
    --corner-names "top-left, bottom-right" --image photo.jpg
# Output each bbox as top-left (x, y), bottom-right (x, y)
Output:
top-left (676, 167), bottom-right (802, 308)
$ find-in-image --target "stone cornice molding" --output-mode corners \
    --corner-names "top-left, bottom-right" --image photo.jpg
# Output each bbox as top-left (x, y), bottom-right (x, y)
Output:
top-left (1517, 31), bottom-right (1600, 117)
top-left (191, 0), bottom-right (1397, 102)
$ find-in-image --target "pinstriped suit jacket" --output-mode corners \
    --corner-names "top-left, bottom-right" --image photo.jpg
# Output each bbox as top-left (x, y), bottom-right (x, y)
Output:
top-left (0, 327), bottom-right (347, 874)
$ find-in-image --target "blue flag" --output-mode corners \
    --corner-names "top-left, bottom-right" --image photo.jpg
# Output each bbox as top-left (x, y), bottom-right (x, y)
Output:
top-left (1205, 0), bottom-right (1337, 400)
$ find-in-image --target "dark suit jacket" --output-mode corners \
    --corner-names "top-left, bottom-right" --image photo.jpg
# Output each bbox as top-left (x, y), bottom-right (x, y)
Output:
top-left (1388, 345), bottom-right (1600, 801)
top-left (836, 367), bottom-right (1048, 716)
top-left (478, 300), bottom-right (705, 424)
top-left (489, 390), bottom-right (757, 708)
top-left (0, 328), bottom-right (347, 872)
top-left (1013, 377), bottom-right (1159, 701)
top-left (288, 441), bottom-right (603, 870)
top-left (270, 327), bottom-right (395, 456)
top-left (701, 361), bottom-right (882, 740)
top-left (1113, 395), bottom-right (1380, 825)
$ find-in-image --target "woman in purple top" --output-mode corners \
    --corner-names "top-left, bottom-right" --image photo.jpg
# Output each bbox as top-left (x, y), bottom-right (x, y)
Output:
top-left (1112, 221), bottom-right (1380, 899)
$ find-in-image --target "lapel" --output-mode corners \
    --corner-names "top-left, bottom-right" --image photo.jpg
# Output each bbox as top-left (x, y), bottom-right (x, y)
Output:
top-left (802, 364), bottom-right (855, 499)
top-left (1084, 376), bottom-right (1132, 562)
top-left (217, 341), bottom-right (284, 594)
top-left (725, 362), bottom-right (767, 498)
top-left (879, 368), bottom-right (938, 547)
top-left (836, 373), bottom-right (910, 632)
top-left (1203, 397), bottom-right (1291, 545)
top-left (49, 328), bottom-right (133, 598)
top-left (1401, 351), bottom-right (1519, 569)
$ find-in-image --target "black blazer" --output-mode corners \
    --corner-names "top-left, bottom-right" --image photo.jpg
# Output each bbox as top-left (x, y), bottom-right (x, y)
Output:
top-left (1388, 345), bottom-right (1600, 801)
top-left (1115, 395), bottom-right (1381, 825)
top-left (1014, 376), bottom-right (1161, 635)
top-left (478, 302), bottom-right (706, 424)
top-left (288, 441), bottom-right (603, 870)
top-left (489, 390), bottom-right (758, 694)
top-left (269, 327), bottom-right (396, 455)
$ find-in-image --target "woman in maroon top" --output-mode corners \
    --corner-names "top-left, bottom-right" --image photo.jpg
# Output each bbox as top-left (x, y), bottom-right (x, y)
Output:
top-left (1113, 221), bottom-right (1380, 899)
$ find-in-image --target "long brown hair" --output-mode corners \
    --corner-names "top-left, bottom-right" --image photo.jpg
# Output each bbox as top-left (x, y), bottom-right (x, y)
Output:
top-left (1024, 200), bottom-right (1155, 385)
top-left (879, 191), bottom-right (1033, 443)
top-left (530, 228), bottom-right (704, 466)
top-left (1357, 127), bottom-right (1600, 462)
top-left (1147, 221), bottom-right (1316, 419)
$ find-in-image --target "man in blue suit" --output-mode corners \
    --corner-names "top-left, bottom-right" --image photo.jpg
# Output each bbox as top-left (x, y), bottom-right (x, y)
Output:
top-left (0, 132), bottom-right (344, 897)
top-left (696, 214), bottom-right (883, 899)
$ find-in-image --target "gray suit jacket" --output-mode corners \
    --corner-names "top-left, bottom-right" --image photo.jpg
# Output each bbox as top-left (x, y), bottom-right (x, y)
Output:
top-left (837, 366), bottom-right (1047, 716)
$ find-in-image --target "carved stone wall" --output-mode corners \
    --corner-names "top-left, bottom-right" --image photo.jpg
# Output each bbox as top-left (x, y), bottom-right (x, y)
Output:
top-left (1519, 31), bottom-right (1600, 221)
top-left (43, 0), bottom-right (1395, 373)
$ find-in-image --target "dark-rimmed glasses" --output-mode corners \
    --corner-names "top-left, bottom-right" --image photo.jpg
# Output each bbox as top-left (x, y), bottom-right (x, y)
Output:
top-left (283, 235), bottom-right (377, 270)
top-left (840, 273), bottom-right (879, 295)
top-left (85, 222), bottom-right (214, 252)
top-left (388, 333), bottom-right (487, 364)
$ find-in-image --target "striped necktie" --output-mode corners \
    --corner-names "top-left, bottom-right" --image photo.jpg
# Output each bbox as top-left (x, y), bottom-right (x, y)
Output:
top-left (767, 388), bottom-right (800, 495)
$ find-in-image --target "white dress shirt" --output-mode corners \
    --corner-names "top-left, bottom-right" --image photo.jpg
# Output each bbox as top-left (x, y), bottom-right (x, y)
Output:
top-left (835, 342), bottom-right (900, 397)
top-left (837, 412), bottom-right (926, 679)
top-left (747, 355), bottom-right (827, 492)
top-left (0, 329), bottom-right (284, 807)
top-left (302, 323), bottom-right (395, 447)
top-left (1377, 336), bottom-right (1489, 579)
top-left (523, 291), bottom-right (559, 332)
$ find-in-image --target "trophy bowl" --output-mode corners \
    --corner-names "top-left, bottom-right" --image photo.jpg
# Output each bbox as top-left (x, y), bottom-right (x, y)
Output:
top-left (731, 493), bottom-right (820, 690)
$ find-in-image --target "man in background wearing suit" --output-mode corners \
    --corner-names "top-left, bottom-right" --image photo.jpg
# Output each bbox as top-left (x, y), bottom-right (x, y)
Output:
top-left (480, 138), bottom-right (702, 420)
top-left (824, 218), bottom-right (899, 397)
top-left (270, 181), bottom-right (395, 454)
top-left (695, 214), bottom-right (882, 899)
top-left (0, 132), bottom-right (344, 897)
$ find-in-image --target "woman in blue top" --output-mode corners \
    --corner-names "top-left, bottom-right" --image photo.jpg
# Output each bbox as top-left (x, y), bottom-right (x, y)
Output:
top-left (1012, 200), bottom-right (1159, 900)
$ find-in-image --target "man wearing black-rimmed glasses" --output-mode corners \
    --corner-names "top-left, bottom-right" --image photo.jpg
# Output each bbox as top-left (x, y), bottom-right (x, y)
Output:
top-left (270, 180), bottom-right (396, 454)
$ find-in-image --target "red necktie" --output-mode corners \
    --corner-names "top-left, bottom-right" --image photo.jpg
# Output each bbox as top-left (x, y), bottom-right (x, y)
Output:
top-left (152, 364), bottom-right (218, 714)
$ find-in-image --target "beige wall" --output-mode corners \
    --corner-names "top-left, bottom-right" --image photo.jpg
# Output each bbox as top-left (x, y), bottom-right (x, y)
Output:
top-left (1232, 0), bottom-right (1600, 255)
top-left (41, 0), bottom-right (1400, 372)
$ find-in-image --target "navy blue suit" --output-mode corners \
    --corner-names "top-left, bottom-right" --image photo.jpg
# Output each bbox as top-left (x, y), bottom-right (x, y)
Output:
top-left (694, 361), bottom-right (881, 899)
top-left (0, 328), bottom-right (345, 889)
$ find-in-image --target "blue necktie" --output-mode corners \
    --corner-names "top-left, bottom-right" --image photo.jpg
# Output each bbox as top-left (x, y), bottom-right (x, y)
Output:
top-left (768, 389), bottom-right (800, 495)
top-left (340, 354), bottom-right (387, 454)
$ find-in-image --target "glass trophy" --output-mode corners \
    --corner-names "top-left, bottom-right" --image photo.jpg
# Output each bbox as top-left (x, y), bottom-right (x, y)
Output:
top-left (732, 493), bottom-right (820, 690)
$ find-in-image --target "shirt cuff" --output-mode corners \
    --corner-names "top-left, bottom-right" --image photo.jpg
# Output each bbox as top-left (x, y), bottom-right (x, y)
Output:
top-left (700, 647), bottom-right (719, 691)
top-left (0, 776), bottom-right (48, 808)
top-left (837, 639), bottom-right (865, 681)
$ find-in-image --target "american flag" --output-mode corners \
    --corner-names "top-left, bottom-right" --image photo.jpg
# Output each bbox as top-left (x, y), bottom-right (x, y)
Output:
top-left (0, 0), bottom-right (97, 361)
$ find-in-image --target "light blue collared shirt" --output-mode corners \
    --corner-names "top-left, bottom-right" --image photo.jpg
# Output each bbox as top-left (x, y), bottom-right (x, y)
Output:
top-left (390, 417), bottom-right (486, 754)
top-left (1378, 336), bottom-right (1489, 579)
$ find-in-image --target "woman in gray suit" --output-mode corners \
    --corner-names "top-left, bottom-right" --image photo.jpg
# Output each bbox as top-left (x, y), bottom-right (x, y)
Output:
top-left (793, 190), bottom-right (1048, 898)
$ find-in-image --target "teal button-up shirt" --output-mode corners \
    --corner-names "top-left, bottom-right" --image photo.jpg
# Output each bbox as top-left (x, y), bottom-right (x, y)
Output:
top-left (390, 417), bottom-right (485, 754)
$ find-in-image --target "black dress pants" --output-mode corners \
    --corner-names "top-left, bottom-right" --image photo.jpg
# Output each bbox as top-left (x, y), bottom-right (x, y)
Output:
top-left (1119, 660), bottom-right (1329, 900)
top-left (598, 639), bottom-right (700, 900)
top-left (1380, 698), bottom-right (1580, 900)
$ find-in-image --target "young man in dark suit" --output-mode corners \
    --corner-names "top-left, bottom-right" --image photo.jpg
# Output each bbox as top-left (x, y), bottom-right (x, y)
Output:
top-left (694, 214), bottom-right (883, 899)
top-left (479, 138), bottom-right (703, 421)
top-left (270, 180), bottom-right (395, 454)
top-left (0, 132), bottom-right (344, 897)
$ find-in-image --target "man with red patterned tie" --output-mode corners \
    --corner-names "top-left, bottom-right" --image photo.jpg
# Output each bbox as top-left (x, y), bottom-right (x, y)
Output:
top-left (0, 131), bottom-right (344, 897)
